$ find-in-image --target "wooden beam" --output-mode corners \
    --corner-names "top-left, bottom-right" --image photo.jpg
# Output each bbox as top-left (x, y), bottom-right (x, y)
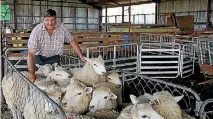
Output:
top-left (78, 0), bottom-right (101, 10)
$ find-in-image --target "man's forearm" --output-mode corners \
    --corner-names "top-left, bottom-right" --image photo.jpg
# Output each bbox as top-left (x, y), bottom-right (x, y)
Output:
top-left (70, 39), bottom-right (84, 59)
top-left (27, 52), bottom-right (36, 81)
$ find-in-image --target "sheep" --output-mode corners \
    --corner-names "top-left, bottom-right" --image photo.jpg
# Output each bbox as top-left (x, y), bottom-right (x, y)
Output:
top-left (100, 71), bottom-right (122, 88)
top-left (117, 94), bottom-right (164, 119)
top-left (144, 91), bottom-right (184, 119)
top-left (72, 55), bottom-right (106, 86)
top-left (93, 82), bottom-right (122, 105)
top-left (45, 70), bottom-right (72, 87)
top-left (35, 64), bottom-right (54, 77)
top-left (89, 86), bottom-right (117, 112)
top-left (2, 68), bottom-right (71, 119)
top-left (60, 78), bottom-right (93, 114)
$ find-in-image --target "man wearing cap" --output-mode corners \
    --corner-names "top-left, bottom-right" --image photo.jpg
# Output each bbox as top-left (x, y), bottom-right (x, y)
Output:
top-left (27, 9), bottom-right (86, 82)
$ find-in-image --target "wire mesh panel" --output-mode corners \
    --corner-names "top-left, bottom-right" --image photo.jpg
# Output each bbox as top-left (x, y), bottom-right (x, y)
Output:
top-left (139, 43), bottom-right (181, 78)
top-left (85, 44), bottom-right (138, 72)
top-left (60, 55), bottom-right (82, 68)
top-left (199, 99), bottom-right (213, 119)
top-left (121, 71), bottom-right (202, 117)
top-left (139, 33), bottom-right (175, 44)
top-left (2, 55), bottom-right (66, 119)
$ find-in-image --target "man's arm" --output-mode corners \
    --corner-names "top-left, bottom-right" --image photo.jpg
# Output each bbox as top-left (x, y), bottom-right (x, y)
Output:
top-left (27, 48), bottom-right (36, 82)
top-left (70, 39), bottom-right (86, 63)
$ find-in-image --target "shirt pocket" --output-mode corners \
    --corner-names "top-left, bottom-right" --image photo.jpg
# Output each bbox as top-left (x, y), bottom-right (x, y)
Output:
top-left (54, 32), bottom-right (64, 49)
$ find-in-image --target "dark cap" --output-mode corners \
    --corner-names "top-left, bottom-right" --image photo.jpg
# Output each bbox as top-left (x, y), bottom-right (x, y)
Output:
top-left (44, 9), bottom-right (56, 17)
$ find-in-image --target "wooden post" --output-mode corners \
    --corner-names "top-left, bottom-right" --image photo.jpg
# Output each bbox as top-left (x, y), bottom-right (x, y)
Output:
top-left (206, 0), bottom-right (211, 30)
top-left (128, 0), bottom-right (131, 32)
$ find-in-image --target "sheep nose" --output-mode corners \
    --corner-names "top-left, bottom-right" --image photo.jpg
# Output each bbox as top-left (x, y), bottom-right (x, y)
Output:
top-left (89, 106), bottom-right (94, 109)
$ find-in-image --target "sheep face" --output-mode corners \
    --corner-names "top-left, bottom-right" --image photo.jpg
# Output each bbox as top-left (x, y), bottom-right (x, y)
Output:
top-left (106, 72), bottom-right (122, 88)
top-left (61, 81), bottom-right (93, 112)
top-left (121, 104), bottom-right (164, 119)
top-left (85, 55), bottom-right (106, 76)
top-left (89, 87), bottom-right (117, 112)
top-left (47, 70), bottom-right (71, 80)
top-left (36, 64), bottom-right (53, 76)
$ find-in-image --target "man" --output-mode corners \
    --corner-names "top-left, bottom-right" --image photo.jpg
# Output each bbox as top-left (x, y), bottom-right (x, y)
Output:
top-left (27, 9), bottom-right (86, 82)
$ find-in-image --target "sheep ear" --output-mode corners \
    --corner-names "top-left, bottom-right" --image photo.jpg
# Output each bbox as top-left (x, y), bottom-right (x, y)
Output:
top-left (97, 55), bottom-right (103, 60)
top-left (35, 64), bottom-right (41, 68)
top-left (110, 93), bottom-right (117, 99)
top-left (130, 94), bottom-right (139, 105)
top-left (121, 112), bottom-right (133, 118)
top-left (85, 87), bottom-right (93, 94)
top-left (175, 95), bottom-right (184, 102)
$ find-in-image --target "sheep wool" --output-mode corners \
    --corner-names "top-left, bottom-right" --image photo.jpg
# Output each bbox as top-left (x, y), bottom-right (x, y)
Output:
top-left (148, 91), bottom-right (183, 119)
top-left (72, 62), bottom-right (102, 86)
top-left (2, 72), bottom-right (30, 119)
top-left (86, 109), bottom-right (120, 119)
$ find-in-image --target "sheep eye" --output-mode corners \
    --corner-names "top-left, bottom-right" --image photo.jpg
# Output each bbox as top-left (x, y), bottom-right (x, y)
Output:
top-left (104, 96), bottom-right (107, 99)
top-left (62, 102), bottom-right (67, 107)
top-left (142, 115), bottom-right (148, 118)
top-left (93, 64), bottom-right (97, 67)
top-left (77, 92), bottom-right (82, 95)
top-left (56, 74), bottom-right (61, 76)
top-left (108, 78), bottom-right (112, 80)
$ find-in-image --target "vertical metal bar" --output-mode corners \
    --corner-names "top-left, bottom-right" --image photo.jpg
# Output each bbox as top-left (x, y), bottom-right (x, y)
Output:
top-left (128, 0), bottom-right (131, 32)
top-left (61, 0), bottom-right (63, 23)
top-left (122, 6), bottom-right (124, 23)
top-left (105, 1), bottom-right (108, 32)
top-left (86, 8), bottom-right (88, 31)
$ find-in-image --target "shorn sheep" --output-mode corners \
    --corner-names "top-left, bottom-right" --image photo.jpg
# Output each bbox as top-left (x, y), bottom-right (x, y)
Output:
top-left (61, 78), bottom-right (93, 114)
top-left (89, 86), bottom-right (117, 112)
top-left (72, 55), bottom-right (106, 86)
top-left (117, 94), bottom-right (164, 119)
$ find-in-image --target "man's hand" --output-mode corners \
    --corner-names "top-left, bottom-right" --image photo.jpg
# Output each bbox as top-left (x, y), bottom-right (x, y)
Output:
top-left (29, 74), bottom-right (36, 83)
top-left (81, 57), bottom-right (87, 64)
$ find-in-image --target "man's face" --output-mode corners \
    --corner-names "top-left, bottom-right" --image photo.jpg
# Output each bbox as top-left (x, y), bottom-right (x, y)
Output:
top-left (43, 16), bottom-right (56, 30)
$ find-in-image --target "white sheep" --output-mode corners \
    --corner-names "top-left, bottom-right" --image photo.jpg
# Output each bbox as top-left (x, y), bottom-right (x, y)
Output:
top-left (45, 70), bottom-right (72, 87)
top-left (61, 78), bottom-right (93, 114)
top-left (100, 71), bottom-right (122, 88)
top-left (144, 91), bottom-right (184, 119)
top-left (89, 86), bottom-right (117, 112)
top-left (117, 94), bottom-right (164, 119)
top-left (35, 64), bottom-right (54, 77)
top-left (72, 55), bottom-right (106, 86)
top-left (93, 82), bottom-right (122, 105)
top-left (2, 68), bottom-right (71, 119)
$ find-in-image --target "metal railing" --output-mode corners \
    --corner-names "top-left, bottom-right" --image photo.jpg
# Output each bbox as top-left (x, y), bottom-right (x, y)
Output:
top-left (2, 54), bottom-right (66, 119)
top-left (199, 98), bottom-right (213, 119)
top-left (121, 71), bottom-right (202, 117)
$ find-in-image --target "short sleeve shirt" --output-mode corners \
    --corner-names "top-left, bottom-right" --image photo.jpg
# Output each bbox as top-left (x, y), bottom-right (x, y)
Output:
top-left (28, 22), bottom-right (72, 57)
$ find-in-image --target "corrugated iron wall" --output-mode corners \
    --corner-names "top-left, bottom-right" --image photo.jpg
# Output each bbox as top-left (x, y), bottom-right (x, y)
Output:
top-left (6, 0), bottom-right (100, 31)
top-left (159, 0), bottom-right (210, 31)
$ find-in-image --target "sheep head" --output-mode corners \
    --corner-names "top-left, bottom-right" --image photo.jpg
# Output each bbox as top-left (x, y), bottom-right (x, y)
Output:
top-left (106, 72), bottom-right (122, 88)
top-left (36, 64), bottom-right (53, 76)
top-left (47, 70), bottom-right (72, 81)
top-left (84, 55), bottom-right (106, 76)
top-left (89, 87), bottom-right (117, 112)
top-left (121, 94), bottom-right (164, 119)
top-left (121, 103), bottom-right (164, 119)
top-left (61, 79), bottom-right (93, 113)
